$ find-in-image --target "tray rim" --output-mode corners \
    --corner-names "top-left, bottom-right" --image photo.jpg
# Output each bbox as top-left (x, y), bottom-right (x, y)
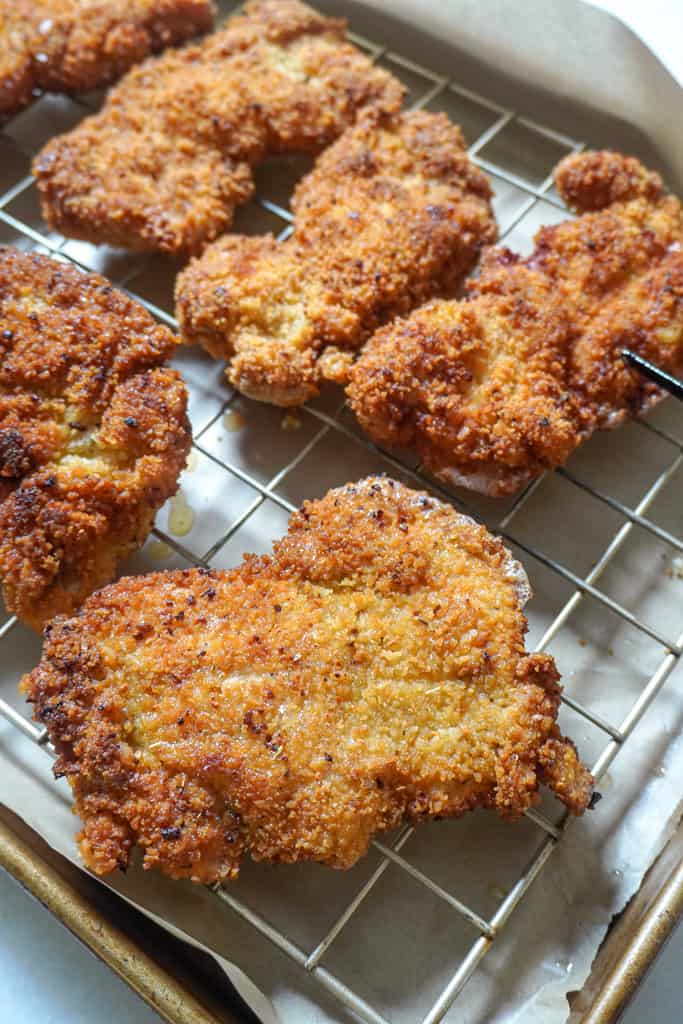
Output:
top-left (582, 855), bottom-right (683, 1022)
top-left (2, 803), bottom-right (683, 1024)
top-left (0, 812), bottom-right (241, 1024)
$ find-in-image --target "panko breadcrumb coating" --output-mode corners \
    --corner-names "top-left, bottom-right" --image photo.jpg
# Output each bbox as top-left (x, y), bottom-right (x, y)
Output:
top-left (176, 110), bottom-right (496, 406)
top-left (348, 151), bottom-right (683, 496)
top-left (33, 0), bottom-right (405, 256)
top-left (23, 477), bottom-right (592, 882)
top-left (0, 0), bottom-right (215, 120)
top-left (0, 247), bottom-right (191, 629)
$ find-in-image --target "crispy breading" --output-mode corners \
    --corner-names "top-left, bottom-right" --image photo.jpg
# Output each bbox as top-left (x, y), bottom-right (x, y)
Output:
top-left (32, 1), bottom-right (405, 256)
top-left (23, 476), bottom-right (592, 882)
top-left (0, 247), bottom-right (191, 629)
top-left (347, 151), bottom-right (683, 496)
top-left (0, 0), bottom-right (215, 120)
top-left (176, 110), bottom-right (496, 405)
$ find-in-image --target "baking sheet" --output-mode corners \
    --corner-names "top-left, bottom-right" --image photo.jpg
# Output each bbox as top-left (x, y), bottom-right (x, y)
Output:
top-left (1, 1), bottom-right (683, 1022)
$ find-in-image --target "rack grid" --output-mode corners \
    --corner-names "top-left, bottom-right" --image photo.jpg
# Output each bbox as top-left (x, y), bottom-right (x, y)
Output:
top-left (0, 4), bottom-right (682, 1023)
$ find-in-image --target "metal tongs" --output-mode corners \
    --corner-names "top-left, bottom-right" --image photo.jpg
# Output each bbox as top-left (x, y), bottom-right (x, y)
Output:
top-left (622, 349), bottom-right (683, 401)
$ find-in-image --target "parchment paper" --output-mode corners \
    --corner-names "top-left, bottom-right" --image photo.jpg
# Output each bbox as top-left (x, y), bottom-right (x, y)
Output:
top-left (2, 2), bottom-right (683, 1022)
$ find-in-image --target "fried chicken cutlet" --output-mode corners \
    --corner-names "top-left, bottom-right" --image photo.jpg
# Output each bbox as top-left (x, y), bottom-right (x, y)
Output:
top-left (23, 477), bottom-right (592, 882)
top-left (0, 247), bottom-right (191, 629)
top-left (348, 151), bottom-right (683, 496)
top-left (0, 0), bottom-right (215, 120)
top-left (176, 110), bottom-right (496, 406)
top-left (32, 1), bottom-right (405, 256)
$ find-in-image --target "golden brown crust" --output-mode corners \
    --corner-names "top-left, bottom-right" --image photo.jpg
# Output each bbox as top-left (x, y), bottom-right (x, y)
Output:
top-left (23, 476), bottom-right (592, 882)
top-left (0, 246), bottom-right (191, 628)
top-left (555, 149), bottom-right (665, 211)
top-left (0, 0), bottom-right (215, 120)
top-left (32, 0), bottom-right (405, 255)
top-left (176, 110), bottom-right (496, 405)
top-left (347, 151), bottom-right (683, 495)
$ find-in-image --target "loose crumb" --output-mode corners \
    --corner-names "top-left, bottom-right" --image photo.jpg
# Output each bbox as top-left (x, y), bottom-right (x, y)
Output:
top-left (281, 412), bottom-right (303, 431)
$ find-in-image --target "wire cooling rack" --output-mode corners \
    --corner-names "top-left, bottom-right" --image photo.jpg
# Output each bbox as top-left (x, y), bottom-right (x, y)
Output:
top-left (1, 4), bottom-right (682, 1023)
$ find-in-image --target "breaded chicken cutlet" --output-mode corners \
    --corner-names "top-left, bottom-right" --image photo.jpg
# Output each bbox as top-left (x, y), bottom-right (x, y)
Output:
top-left (0, 0), bottom-right (215, 120)
top-left (32, 0), bottom-right (405, 256)
top-left (176, 110), bottom-right (496, 406)
top-left (348, 151), bottom-right (683, 496)
top-left (0, 247), bottom-right (191, 629)
top-left (23, 477), bottom-right (592, 882)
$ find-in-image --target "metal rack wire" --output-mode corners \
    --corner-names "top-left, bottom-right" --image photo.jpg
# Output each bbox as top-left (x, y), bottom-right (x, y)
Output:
top-left (0, 7), bottom-right (682, 1024)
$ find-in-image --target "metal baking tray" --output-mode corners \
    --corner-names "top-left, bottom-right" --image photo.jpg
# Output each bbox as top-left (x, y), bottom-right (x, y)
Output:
top-left (1, 2), bottom-right (682, 1021)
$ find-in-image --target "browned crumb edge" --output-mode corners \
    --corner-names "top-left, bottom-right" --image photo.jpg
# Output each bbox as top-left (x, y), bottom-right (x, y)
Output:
top-left (0, 0), bottom-right (215, 119)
